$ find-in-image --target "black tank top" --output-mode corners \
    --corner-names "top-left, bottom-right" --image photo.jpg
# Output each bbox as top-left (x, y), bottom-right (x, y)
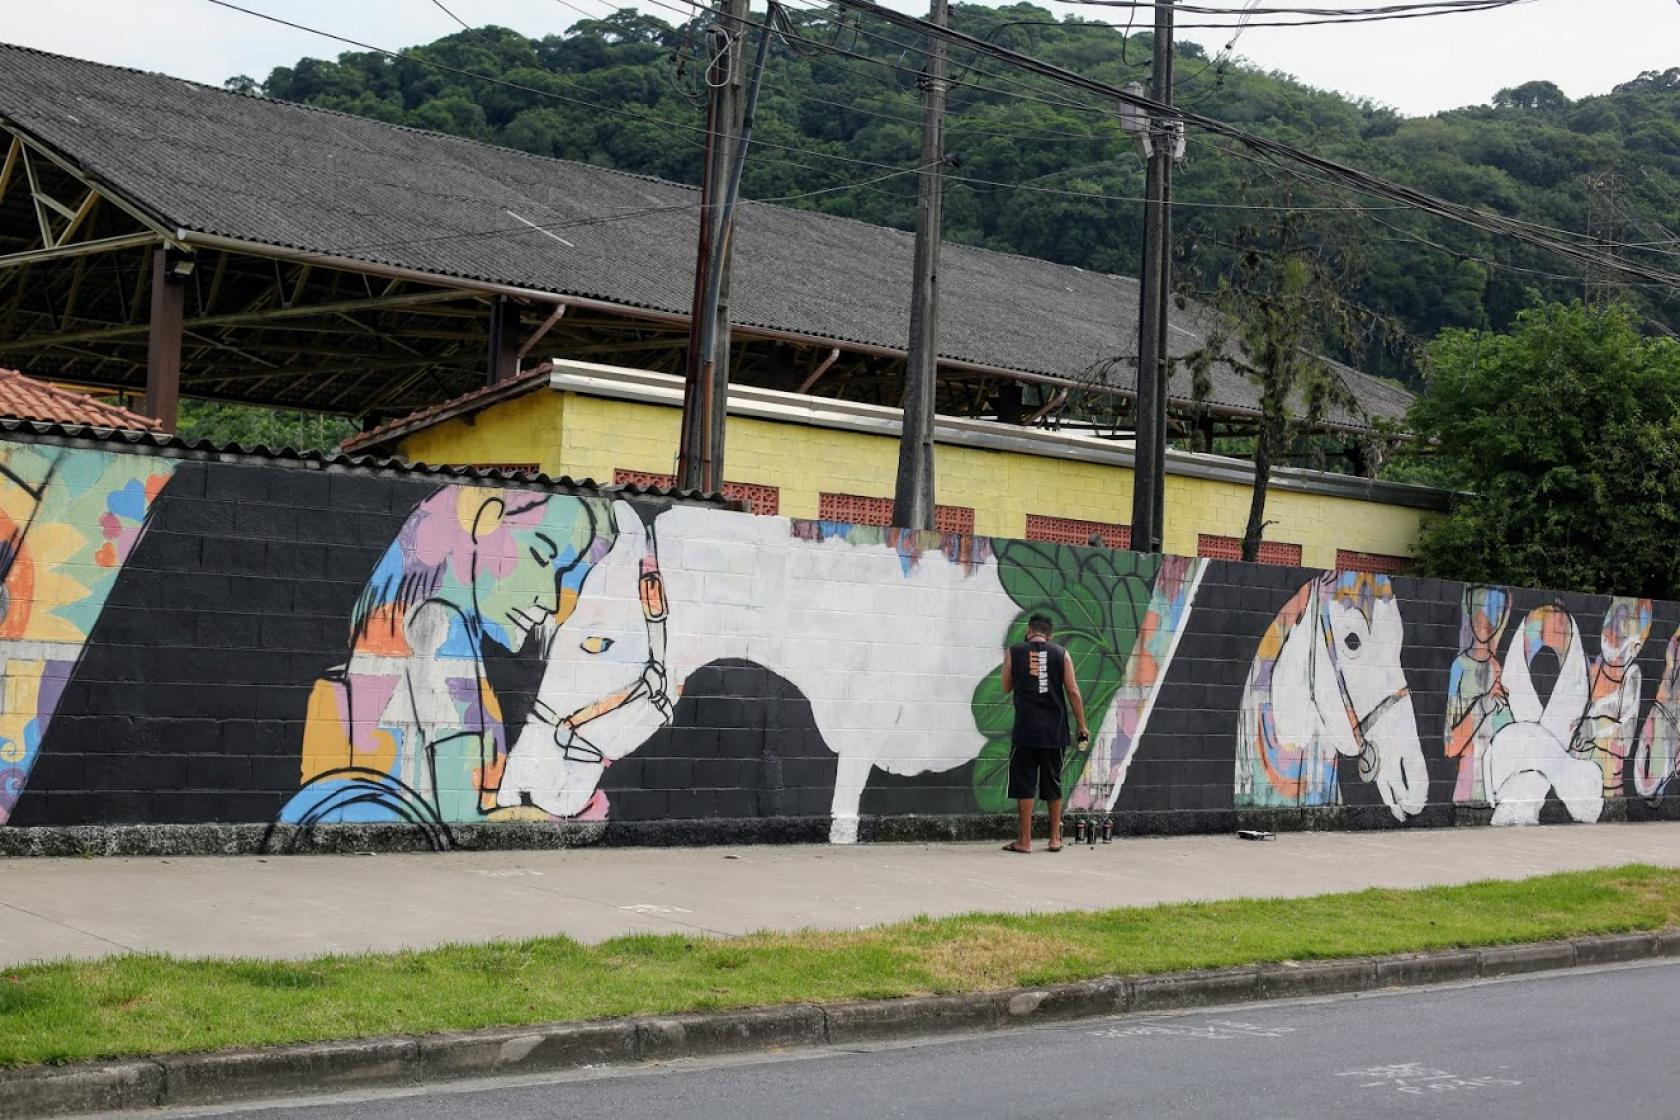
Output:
top-left (1010, 639), bottom-right (1070, 749)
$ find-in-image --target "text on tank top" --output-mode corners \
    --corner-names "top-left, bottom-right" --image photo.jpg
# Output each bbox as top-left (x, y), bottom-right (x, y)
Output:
top-left (1010, 638), bottom-right (1070, 748)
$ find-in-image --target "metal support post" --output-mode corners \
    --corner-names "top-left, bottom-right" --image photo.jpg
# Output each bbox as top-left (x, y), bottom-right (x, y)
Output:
top-left (144, 246), bottom-right (184, 431)
top-left (1129, 0), bottom-right (1173, 554)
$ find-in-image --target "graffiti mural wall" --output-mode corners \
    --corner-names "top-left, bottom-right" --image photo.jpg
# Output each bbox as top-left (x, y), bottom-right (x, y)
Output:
top-left (8, 436), bottom-right (1680, 846)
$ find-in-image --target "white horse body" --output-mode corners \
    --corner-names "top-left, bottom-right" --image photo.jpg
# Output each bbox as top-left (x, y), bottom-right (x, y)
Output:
top-left (500, 502), bottom-right (1017, 842)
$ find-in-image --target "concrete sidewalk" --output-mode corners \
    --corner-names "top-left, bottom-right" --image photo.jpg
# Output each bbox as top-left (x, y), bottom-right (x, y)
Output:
top-left (3, 823), bottom-right (1679, 967)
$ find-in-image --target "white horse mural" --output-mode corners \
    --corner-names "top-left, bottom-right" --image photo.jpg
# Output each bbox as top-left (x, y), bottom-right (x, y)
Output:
top-left (498, 502), bottom-right (1022, 843)
top-left (1235, 571), bottom-right (1427, 821)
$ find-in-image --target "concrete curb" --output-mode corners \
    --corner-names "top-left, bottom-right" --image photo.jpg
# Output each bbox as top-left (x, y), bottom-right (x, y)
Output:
top-left (4, 931), bottom-right (1672, 1118)
top-left (24, 799), bottom-right (1675, 857)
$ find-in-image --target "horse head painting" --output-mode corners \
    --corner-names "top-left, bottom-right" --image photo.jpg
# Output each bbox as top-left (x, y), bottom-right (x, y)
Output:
top-left (1235, 571), bottom-right (1426, 821)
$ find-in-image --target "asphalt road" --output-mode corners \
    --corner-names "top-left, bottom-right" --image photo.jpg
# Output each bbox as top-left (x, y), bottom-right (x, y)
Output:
top-left (110, 962), bottom-right (1680, 1120)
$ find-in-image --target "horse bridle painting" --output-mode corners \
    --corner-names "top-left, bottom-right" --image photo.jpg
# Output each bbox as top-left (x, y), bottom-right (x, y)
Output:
top-left (1308, 576), bottom-right (1411, 783)
top-left (526, 529), bottom-right (674, 767)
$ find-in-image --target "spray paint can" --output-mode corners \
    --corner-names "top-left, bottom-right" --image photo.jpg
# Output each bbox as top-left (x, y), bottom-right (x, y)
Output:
top-left (1075, 817), bottom-right (1087, 845)
top-left (1102, 816), bottom-right (1113, 844)
top-left (1088, 817), bottom-right (1098, 846)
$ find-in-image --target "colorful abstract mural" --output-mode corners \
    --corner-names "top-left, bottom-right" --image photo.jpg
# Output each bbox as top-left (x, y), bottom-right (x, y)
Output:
top-left (9, 440), bottom-right (1680, 848)
top-left (0, 444), bottom-right (172, 823)
top-left (1444, 585), bottom-right (1513, 804)
top-left (1636, 631), bottom-right (1680, 800)
top-left (275, 487), bottom-right (614, 845)
top-left (1067, 553), bottom-right (1205, 814)
top-left (1438, 592), bottom-right (1656, 825)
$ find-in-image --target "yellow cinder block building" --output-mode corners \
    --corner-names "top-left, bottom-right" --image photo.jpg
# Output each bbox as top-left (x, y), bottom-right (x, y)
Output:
top-left (345, 360), bottom-right (1446, 572)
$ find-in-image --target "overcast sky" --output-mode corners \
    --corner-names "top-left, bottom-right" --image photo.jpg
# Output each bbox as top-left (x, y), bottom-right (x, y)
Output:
top-left (5, 0), bottom-right (1674, 116)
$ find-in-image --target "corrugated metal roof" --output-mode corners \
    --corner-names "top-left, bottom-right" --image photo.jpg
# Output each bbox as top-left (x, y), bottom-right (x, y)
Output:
top-left (0, 42), bottom-right (1413, 428)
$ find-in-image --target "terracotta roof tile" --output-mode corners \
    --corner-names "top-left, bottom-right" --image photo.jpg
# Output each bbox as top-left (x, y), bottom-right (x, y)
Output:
top-left (0, 369), bottom-right (160, 431)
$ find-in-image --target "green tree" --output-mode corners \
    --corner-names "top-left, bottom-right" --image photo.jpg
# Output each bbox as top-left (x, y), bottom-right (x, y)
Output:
top-left (1408, 302), bottom-right (1680, 597)
top-left (1492, 80), bottom-right (1571, 112)
top-left (175, 401), bottom-right (358, 453)
top-left (1183, 206), bottom-right (1369, 561)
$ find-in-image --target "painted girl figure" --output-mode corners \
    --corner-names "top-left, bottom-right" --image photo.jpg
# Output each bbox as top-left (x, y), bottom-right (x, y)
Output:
top-left (1569, 597), bottom-right (1652, 795)
top-left (1635, 632), bottom-right (1680, 800)
top-left (276, 487), bottom-right (611, 844)
top-left (1444, 585), bottom-right (1512, 804)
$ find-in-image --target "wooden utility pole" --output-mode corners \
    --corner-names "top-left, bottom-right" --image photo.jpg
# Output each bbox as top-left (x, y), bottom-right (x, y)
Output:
top-left (1150, 15), bottom-right (1174, 551)
top-left (1128, 0), bottom-right (1173, 555)
top-left (677, 23), bottom-right (724, 492)
top-left (706, 0), bottom-right (749, 485)
top-left (892, 0), bottom-right (947, 532)
top-left (678, 0), bottom-right (770, 493)
top-left (678, 0), bottom-right (750, 493)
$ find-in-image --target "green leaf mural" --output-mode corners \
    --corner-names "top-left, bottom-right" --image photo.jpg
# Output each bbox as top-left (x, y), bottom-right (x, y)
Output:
top-left (971, 541), bottom-right (1160, 812)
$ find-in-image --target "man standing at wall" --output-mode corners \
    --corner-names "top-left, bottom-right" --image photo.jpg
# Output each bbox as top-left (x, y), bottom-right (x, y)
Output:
top-left (1000, 613), bottom-right (1089, 852)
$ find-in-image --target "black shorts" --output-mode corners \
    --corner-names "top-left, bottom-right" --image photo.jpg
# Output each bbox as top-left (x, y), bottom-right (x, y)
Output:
top-left (1008, 745), bottom-right (1065, 801)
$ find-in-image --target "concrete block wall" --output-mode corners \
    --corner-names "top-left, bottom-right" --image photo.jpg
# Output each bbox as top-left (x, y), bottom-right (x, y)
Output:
top-left (3, 435), bottom-right (1676, 849)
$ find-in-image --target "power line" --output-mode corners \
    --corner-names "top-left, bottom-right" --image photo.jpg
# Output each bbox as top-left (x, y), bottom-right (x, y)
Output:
top-left (1196, 132), bottom-right (1677, 294)
top-left (825, 0), bottom-right (1680, 290)
top-left (1043, 0), bottom-right (1535, 29)
top-left (659, 0), bottom-right (1119, 118)
top-left (1038, 0), bottom-right (1522, 12)
top-left (205, 0), bottom-right (1677, 293)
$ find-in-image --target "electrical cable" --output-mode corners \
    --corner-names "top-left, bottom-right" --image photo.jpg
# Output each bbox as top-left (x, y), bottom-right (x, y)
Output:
top-left (823, 0), bottom-right (1680, 288)
top-left (205, 0), bottom-right (1677, 291)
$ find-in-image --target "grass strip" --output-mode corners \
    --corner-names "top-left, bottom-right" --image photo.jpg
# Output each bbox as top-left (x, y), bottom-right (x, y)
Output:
top-left (4, 863), bottom-right (1679, 1068)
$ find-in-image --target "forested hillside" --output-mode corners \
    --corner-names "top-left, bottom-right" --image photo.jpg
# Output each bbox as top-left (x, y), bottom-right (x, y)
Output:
top-left (235, 4), bottom-right (1680, 381)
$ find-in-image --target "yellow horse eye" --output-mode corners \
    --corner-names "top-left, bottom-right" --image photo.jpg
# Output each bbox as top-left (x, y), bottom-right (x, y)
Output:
top-left (580, 636), bottom-right (615, 655)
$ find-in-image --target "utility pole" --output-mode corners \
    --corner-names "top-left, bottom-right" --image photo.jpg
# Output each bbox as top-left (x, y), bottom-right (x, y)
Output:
top-left (892, 0), bottom-right (947, 531)
top-left (1128, 0), bottom-right (1174, 555)
top-left (706, 0), bottom-right (749, 487)
top-left (678, 0), bottom-right (750, 493)
top-left (1150, 17), bottom-right (1174, 552)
